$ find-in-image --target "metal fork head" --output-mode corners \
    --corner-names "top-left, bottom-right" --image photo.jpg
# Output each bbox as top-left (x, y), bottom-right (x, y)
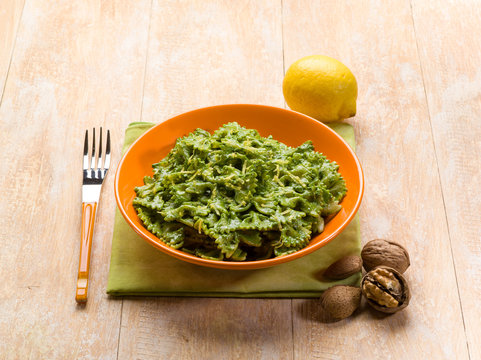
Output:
top-left (83, 127), bottom-right (111, 182)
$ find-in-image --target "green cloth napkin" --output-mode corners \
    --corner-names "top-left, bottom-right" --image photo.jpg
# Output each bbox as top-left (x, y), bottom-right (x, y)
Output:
top-left (107, 122), bottom-right (361, 297)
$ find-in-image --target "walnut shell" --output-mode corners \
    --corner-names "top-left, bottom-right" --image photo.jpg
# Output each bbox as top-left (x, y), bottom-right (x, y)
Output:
top-left (361, 266), bottom-right (410, 314)
top-left (323, 255), bottom-right (363, 280)
top-left (320, 285), bottom-right (361, 321)
top-left (361, 239), bottom-right (410, 273)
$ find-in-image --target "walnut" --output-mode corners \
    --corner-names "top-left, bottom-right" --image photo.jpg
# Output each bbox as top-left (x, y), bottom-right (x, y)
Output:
top-left (361, 239), bottom-right (410, 273)
top-left (319, 285), bottom-right (361, 321)
top-left (323, 255), bottom-right (363, 280)
top-left (361, 266), bottom-right (410, 313)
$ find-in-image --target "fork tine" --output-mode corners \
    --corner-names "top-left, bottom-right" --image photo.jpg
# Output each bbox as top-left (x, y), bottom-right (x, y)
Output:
top-left (97, 127), bottom-right (103, 170)
top-left (104, 129), bottom-right (111, 171)
top-left (83, 130), bottom-right (89, 170)
top-left (91, 128), bottom-right (96, 170)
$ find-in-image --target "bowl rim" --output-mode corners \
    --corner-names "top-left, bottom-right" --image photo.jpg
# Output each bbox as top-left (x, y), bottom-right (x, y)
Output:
top-left (114, 104), bottom-right (364, 270)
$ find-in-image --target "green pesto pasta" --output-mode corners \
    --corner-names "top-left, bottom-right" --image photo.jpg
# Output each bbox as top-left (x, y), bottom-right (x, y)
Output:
top-left (133, 122), bottom-right (347, 261)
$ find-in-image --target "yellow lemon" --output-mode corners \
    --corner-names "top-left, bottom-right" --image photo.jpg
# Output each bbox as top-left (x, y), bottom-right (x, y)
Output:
top-left (283, 55), bottom-right (358, 122)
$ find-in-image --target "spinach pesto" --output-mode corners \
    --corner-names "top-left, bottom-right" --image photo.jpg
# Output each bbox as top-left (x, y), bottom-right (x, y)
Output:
top-left (133, 122), bottom-right (347, 261)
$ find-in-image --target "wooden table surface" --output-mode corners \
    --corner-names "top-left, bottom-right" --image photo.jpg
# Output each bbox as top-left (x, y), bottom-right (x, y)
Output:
top-left (1, 1), bottom-right (480, 359)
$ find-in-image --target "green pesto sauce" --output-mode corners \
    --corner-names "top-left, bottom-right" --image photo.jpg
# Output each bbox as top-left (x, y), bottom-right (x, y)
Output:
top-left (134, 122), bottom-right (347, 261)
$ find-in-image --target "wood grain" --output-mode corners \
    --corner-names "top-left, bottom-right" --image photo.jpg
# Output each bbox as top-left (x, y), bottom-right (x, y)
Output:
top-left (119, 298), bottom-right (292, 360)
top-left (0, 0), bottom-right (151, 357)
top-left (139, 0), bottom-right (285, 123)
top-left (0, 0), bottom-right (25, 100)
top-left (117, 1), bottom-right (290, 359)
top-left (283, 0), bottom-right (468, 358)
top-left (412, 1), bottom-right (481, 358)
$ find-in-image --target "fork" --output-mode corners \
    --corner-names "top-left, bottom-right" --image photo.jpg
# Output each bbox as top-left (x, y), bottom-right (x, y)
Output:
top-left (76, 128), bottom-right (111, 303)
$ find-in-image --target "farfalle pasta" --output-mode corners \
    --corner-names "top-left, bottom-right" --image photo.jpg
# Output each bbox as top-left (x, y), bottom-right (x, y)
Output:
top-left (133, 122), bottom-right (347, 261)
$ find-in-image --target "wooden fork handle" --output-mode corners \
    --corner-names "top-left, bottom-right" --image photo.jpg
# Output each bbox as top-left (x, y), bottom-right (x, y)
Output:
top-left (76, 202), bottom-right (98, 303)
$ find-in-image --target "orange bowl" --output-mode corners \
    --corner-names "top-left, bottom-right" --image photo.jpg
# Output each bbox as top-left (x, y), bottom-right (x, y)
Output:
top-left (115, 104), bottom-right (364, 270)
